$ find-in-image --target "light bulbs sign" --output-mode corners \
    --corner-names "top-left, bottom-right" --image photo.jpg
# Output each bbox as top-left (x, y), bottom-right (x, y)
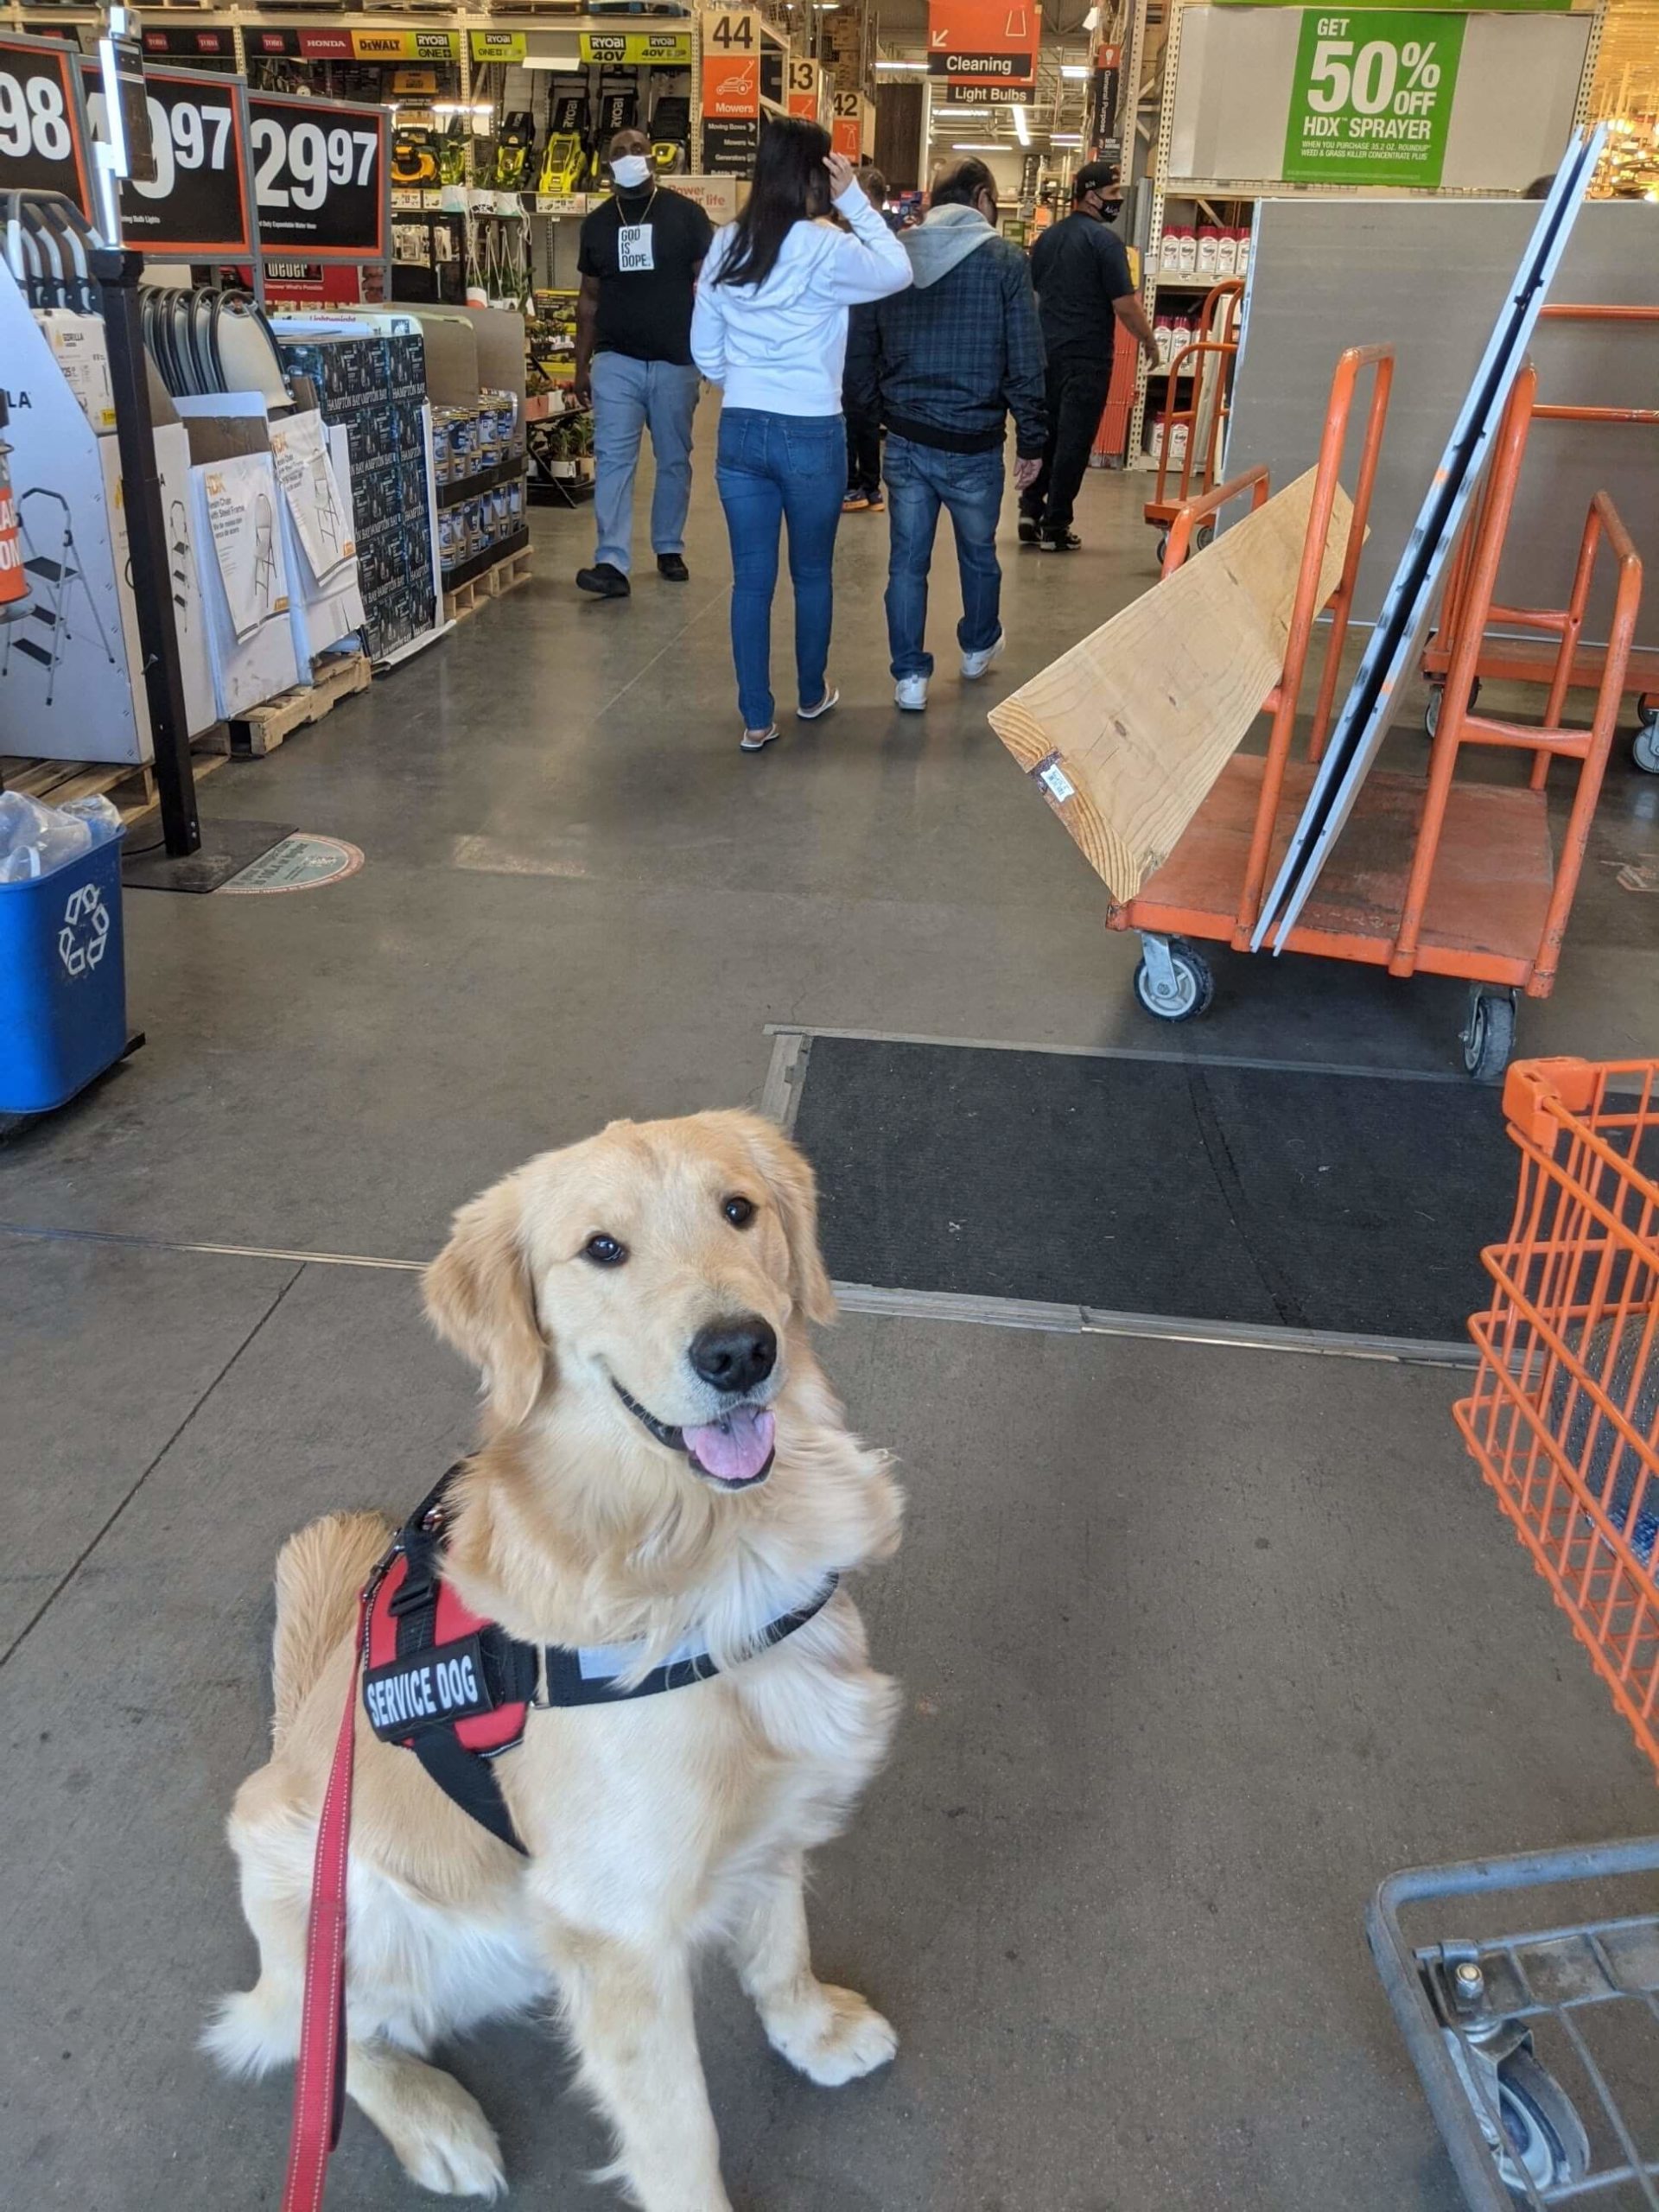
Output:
top-left (1282, 9), bottom-right (1466, 186)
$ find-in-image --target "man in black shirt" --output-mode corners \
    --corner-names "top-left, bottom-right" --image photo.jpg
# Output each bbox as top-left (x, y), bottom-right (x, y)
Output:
top-left (1020, 162), bottom-right (1158, 553)
top-left (574, 129), bottom-right (715, 598)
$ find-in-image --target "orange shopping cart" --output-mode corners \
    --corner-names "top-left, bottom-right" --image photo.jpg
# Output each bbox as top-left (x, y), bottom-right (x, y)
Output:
top-left (1370, 1058), bottom-right (1659, 2207)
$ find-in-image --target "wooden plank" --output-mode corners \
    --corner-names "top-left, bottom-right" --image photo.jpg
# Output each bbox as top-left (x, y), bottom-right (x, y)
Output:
top-left (0, 749), bottom-right (223, 828)
top-left (988, 467), bottom-right (1354, 904)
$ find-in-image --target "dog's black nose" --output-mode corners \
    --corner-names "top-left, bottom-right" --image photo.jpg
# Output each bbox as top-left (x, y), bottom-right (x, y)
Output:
top-left (689, 1315), bottom-right (777, 1396)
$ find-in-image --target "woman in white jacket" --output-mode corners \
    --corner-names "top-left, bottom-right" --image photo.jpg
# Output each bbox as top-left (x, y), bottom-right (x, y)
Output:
top-left (691, 122), bottom-right (911, 750)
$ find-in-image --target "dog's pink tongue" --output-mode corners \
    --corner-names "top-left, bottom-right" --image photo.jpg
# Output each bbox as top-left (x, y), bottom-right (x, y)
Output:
top-left (685, 1405), bottom-right (776, 1484)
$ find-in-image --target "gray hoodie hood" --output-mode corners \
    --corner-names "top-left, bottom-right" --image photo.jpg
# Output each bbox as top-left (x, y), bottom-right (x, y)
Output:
top-left (902, 204), bottom-right (996, 289)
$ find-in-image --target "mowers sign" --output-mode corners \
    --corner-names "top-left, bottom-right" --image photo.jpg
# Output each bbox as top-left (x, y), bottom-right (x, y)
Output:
top-left (1283, 9), bottom-right (1466, 186)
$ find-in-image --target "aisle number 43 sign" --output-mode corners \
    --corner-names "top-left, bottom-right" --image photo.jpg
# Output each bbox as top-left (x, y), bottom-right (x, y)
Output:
top-left (1283, 10), bottom-right (1466, 187)
top-left (702, 10), bottom-right (760, 118)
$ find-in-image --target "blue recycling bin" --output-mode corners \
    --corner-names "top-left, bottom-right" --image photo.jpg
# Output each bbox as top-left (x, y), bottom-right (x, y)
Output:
top-left (0, 829), bottom-right (130, 1116)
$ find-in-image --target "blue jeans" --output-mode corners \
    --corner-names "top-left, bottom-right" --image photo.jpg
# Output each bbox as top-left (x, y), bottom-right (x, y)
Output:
top-left (882, 435), bottom-right (1005, 681)
top-left (591, 353), bottom-right (702, 574)
top-left (715, 408), bottom-right (845, 730)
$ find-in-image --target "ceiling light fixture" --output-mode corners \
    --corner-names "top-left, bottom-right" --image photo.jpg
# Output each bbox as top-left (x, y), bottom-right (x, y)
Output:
top-left (951, 143), bottom-right (1002, 150)
top-left (1013, 104), bottom-right (1031, 144)
top-left (1061, 64), bottom-right (1091, 79)
top-left (875, 59), bottom-right (929, 70)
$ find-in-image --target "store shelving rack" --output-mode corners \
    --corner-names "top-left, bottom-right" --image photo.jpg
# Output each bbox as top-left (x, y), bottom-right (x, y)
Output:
top-left (1123, 0), bottom-right (1610, 469)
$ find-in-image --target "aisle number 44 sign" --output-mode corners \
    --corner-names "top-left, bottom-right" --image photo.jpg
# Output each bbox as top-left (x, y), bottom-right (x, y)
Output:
top-left (1283, 10), bottom-right (1466, 186)
top-left (702, 10), bottom-right (760, 119)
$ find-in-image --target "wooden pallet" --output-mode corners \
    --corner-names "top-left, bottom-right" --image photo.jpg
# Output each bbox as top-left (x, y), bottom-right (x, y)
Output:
top-left (202, 650), bottom-right (372, 760)
top-left (442, 544), bottom-right (534, 625)
top-left (0, 746), bottom-right (226, 826)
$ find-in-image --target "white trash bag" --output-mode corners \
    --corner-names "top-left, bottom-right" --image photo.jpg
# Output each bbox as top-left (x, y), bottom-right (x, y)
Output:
top-left (0, 789), bottom-right (120, 884)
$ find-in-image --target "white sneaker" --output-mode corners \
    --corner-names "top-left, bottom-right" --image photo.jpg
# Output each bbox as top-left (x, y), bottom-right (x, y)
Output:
top-left (961, 631), bottom-right (1005, 681)
top-left (894, 675), bottom-right (929, 712)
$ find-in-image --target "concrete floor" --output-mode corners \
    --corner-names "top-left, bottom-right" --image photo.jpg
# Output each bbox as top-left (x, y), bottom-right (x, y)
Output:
top-left (5, 458), bottom-right (1659, 2209)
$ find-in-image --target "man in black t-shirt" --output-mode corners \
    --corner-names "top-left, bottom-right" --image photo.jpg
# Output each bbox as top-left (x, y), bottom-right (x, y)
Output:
top-left (1020, 162), bottom-right (1158, 553)
top-left (574, 130), bottom-right (715, 599)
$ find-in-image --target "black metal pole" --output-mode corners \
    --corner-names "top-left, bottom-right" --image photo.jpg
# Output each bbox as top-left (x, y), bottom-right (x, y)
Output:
top-left (92, 245), bottom-right (200, 859)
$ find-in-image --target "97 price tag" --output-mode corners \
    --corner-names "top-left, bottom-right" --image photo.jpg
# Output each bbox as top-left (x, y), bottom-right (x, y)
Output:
top-left (0, 35), bottom-right (91, 213)
top-left (248, 91), bottom-right (386, 258)
top-left (82, 64), bottom-right (252, 256)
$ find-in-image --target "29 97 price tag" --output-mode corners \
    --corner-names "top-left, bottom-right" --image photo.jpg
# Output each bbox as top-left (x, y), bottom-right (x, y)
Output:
top-left (0, 36), bottom-right (91, 213)
top-left (82, 64), bottom-right (252, 256)
top-left (248, 92), bottom-right (386, 258)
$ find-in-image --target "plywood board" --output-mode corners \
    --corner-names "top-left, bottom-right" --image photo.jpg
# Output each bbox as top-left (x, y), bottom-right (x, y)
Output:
top-left (988, 467), bottom-right (1353, 904)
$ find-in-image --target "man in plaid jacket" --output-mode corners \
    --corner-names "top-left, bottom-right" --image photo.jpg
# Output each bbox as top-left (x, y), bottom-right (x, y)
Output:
top-left (845, 157), bottom-right (1047, 712)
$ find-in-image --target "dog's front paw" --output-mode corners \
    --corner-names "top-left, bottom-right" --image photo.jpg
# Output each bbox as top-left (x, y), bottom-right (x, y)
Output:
top-left (391, 2073), bottom-right (507, 2199)
top-left (768, 1985), bottom-right (897, 2088)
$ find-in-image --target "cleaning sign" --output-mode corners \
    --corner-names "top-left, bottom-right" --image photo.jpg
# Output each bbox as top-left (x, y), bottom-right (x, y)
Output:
top-left (1282, 10), bottom-right (1465, 187)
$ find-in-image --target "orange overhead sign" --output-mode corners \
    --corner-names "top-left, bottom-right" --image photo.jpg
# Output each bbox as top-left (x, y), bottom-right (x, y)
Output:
top-left (787, 56), bottom-right (823, 120)
top-left (928, 0), bottom-right (1040, 79)
top-left (702, 9), bottom-right (760, 118)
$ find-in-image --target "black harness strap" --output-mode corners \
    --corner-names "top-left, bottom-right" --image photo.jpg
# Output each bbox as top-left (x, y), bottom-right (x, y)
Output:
top-left (366, 1469), bottom-right (839, 1853)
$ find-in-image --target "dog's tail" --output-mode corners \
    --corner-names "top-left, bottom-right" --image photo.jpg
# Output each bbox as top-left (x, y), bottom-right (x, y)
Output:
top-left (270, 1511), bottom-right (393, 1749)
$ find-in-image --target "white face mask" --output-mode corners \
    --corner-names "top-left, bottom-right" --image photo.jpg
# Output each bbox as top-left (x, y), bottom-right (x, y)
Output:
top-left (611, 155), bottom-right (652, 190)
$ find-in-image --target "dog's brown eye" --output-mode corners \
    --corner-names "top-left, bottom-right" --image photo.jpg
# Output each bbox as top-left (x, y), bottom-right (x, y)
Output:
top-left (722, 1195), bottom-right (757, 1229)
top-left (582, 1233), bottom-right (628, 1267)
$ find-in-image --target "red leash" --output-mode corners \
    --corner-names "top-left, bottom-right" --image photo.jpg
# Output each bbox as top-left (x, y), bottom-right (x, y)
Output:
top-left (282, 1592), bottom-right (367, 2212)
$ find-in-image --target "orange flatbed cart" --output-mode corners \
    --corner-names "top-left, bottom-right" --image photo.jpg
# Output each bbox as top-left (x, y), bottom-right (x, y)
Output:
top-left (1421, 303), bottom-right (1659, 771)
top-left (1108, 353), bottom-right (1645, 1081)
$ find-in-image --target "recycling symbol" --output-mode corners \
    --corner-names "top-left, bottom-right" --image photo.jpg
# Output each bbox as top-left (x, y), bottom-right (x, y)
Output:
top-left (59, 883), bottom-right (111, 979)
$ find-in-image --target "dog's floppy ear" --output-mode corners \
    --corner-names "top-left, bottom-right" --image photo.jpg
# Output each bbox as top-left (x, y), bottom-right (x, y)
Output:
top-left (423, 1174), bottom-right (549, 1427)
top-left (722, 1113), bottom-right (836, 1326)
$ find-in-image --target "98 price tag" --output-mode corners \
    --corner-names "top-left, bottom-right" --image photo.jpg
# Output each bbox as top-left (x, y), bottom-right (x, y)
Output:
top-left (0, 35), bottom-right (91, 213)
top-left (248, 91), bottom-right (386, 258)
top-left (82, 64), bottom-right (252, 255)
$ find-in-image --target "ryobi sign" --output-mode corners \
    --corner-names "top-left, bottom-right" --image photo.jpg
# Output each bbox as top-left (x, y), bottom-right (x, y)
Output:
top-left (1282, 10), bottom-right (1465, 187)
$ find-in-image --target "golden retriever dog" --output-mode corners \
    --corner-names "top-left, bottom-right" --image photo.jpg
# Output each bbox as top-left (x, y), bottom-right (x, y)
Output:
top-left (207, 1111), bottom-right (903, 2208)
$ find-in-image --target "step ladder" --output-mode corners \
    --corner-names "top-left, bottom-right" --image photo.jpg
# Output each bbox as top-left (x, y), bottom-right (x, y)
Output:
top-left (1, 487), bottom-right (118, 709)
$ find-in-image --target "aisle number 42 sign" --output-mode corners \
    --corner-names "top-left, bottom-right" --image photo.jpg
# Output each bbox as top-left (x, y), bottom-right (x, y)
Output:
top-left (702, 10), bottom-right (760, 118)
top-left (1283, 9), bottom-right (1466, 187)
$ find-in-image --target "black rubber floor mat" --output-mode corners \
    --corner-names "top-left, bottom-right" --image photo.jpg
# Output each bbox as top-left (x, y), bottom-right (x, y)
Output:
top-left (791, 1038), bottom-right (1522, 1343)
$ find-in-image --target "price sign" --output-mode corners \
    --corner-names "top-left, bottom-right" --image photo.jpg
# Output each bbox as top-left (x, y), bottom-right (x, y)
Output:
top-left (0, 32), bottom-right (92, 215)
top-left (702, 10), bottom-right (760, 119)
top-left (248, 90), bottom-right (388, 260)
top-left (81, 63), bottom-right (253, 257)
top-left (1282, 9), bottom-right (1466, 186)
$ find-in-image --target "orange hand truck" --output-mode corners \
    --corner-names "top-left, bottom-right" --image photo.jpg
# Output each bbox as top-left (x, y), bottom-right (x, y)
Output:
top-left (1421, 303), bottom-right (1659, 772)
top-left (1114, 357), bottom-right (1644, 1083)
top-left (1142, 278), bottom-right (1244, 565)
top-left (1370, 1058), bottom-right (1659, 2208)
